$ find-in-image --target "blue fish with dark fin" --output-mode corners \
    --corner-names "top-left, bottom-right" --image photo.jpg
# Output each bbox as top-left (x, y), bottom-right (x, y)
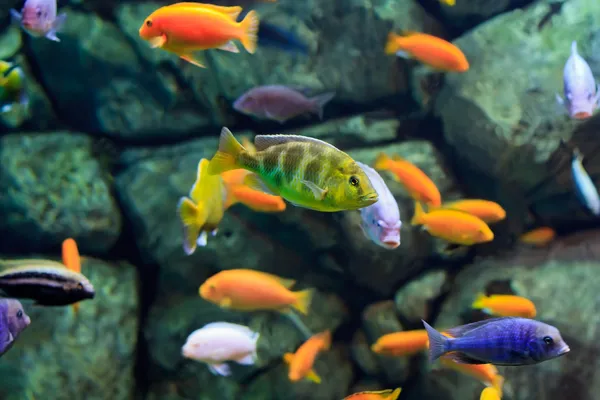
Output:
top-left (422, 317), bottom-right (570, 366)
top-left (258, 21), bottom-right (309, 55)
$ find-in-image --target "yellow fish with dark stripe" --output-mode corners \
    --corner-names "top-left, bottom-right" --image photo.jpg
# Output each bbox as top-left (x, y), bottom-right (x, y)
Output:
top-left (207, 127), bottom-right (378, 212)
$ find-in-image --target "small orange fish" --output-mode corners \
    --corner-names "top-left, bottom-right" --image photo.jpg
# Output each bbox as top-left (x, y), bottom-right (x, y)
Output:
top-left (439, 200), bottom-right (506, 223)
top-left (283, 330), bottom-right (331, 383)
top-left (411, 202), bottom-right (494, 245)
top-left (138, 3), bottom-right (259, 68)
top-left (440, 357), bottom-right (504, 397)
top-left (343, 388), bottom-right (402, 400)
top-left (480, 387), bottom-right (501, 400)
top-left (519, 227), bottom-right (556, 246)
top-left (62, 238), bottom-right (82, 314)
top-left (472, 293), bottom-right (536, 319)
top-left (370, 330), bottom-right (429, 357)
top-left (384, 32), bottom-right (469, 72)
top-left (199, 269), bottom-right (313, 314)
top-left (221, 169), bottom-right (286, 212)
top-left (374, 153), bottom-right (441, 208)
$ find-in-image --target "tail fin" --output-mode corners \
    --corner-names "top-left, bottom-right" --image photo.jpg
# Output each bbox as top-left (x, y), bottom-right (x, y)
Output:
top-left (411, 201), bottom-right (426, 225)
top-left (240, 10), bottom-right (259, 54)
top-left (62, 238), bottom-right (81, 273)
top-left (422, 319), bottom-right (448, 363)
top-left (208, 127), bottom-right (245, 175)
top-left (283, 352), bottom-right (294, 365)
top-left (388, 388), bottom-right (402, 400)
top-left (318, 330), bottom-right (332, 350)
top-left (305, 369), bottom-right (321, 384)
top-left (491, 375), bottom-right (505, 398)
top-left (311, 92), bottom-right (335, 120)
top-left (292, 288), bottom-right (314, 315)
top-left (471, 292), bottom-right (488, 310)
top-left (374, 152), bottom-right (391, 170)
top-left (384, 33), bottom-right (401, 55)
top-left (177, 197), bottom-right (208, 255)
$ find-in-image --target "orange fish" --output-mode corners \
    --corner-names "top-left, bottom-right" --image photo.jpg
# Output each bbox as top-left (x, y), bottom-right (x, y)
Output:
top-left (370, 330), bottom-right (429, 356)
top-left (221, 169), bottom-right (286, 212)
top-left (283, 330), bottom-right (331, 383)
top-left (411, 202), bottom-right (494, 245)
top-left (384, 32), bottom-right (469, 72)
top-left (138, 3), bottom-right (259, 68)
top-left (472, 293), bottom-right (536, 319)
top-left (199, 269), bottom-right (313, 314)
top-left (480, 387), bottom-right (501, 400)
top-left (440, 357), bottom-right (504, 397)
top-left (343, 388), bottom-right (402, 400)
top-left (439, 200), bottom-right (506, 223)
top-left (374, 153), bottom-right (441, 208)
top-left (519, 227), bottom-right (555, 246)
top-left (62, 238), bottom-right (82, 314)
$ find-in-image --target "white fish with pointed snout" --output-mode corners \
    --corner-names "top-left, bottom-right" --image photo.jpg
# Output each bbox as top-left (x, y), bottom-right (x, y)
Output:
top-left (569, 146), bottom-right (600, 215)
top-left (356, 161), bottom-right (402, 249)
top-left (11, 0), bottom-right (67, 42)
top-left (556, 41), bottom-right (600, 120)
top-left (181, 322), bottom-right (260, 376)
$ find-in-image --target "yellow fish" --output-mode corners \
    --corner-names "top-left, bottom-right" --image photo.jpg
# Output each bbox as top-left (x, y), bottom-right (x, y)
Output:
top-left (343, 388), bottom-right (402, 400)
top-left (0, 61), bottom-right (28, 113)
top-left (177, 158), bottom-right (226, 254)
top-left (439, 0), bottom-right (455, 6)
top-left (480, 387), bottom-right (501, 400)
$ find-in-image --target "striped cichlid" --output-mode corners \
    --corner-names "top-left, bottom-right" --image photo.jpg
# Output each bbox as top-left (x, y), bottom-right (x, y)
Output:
top-left (207, 127), bottom-right (379, 212)
top-left (0, 260), bottom-right (95, 306)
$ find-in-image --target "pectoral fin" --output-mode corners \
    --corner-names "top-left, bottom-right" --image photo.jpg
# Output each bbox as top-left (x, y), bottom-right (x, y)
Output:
top-left (149, 34), bottom-right (167, 48)
top-left (218, 41), bottom-right (239, 53)
top-left (243, 173), bottom-right (277, 195)
top-left (301, 180), bottom-right (328, 200)
top-left (180, 53), bottom-right (206, 68)
top-left (219, 297), bottom-right (233, 308)
top-left (305, 369), bottom-right (321, 384)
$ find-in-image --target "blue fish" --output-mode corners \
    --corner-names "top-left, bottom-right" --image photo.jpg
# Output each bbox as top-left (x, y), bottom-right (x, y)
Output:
top-left (422, 317), bottom-right (570, 366)
top-left (0, 299), bottom-right (30, 357)
top-left (258, 21), bottom-right (309, 55)
top-left (570, 147), bottom-right (600, 215)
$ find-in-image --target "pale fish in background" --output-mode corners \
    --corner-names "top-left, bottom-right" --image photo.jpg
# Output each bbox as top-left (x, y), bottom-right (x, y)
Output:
top-left (233, 85), bottom-right (335, 123)
top-left (569, 146), bottom-right (600, 215)
top-left (11, 0), bottom-right (67, 42)
top-left (556, 41), bottom-right (600, 119)
top-left (181, 322), bottom-right (260, 376)
top-left (356, 161), bottom-right (401, 249)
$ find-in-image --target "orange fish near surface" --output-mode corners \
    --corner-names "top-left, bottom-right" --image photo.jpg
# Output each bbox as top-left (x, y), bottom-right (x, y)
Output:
top-left (385, 32), bottom-right (469, 72)
top-left (519, 227), bottom-right (555, 247)
top-left (221, 169), bottom-right (287, 212)
top-left (440, 357), bottom-right (504, 397)
top-left (439, 199), bottom-right (506, 224)
top-left (283, 330), bottom-right (331, 384)
top-left (472, 293), bottom-right (537, 319)
top-left (138, 2), bottom-right (259, 68)
top-left (374, 153), bottom-right (441, 208)
top-left (480, 387), bottom-right (501, 400)
top-left (199, 269), bottom-right (313, 314)
top-left (411, 202), bottom-right (494, 245)
top-left (343, 388), bottom-right (402, 400)
top-left (370, 330), bottom-right (429, 357)
top-left (62, 238), bottom-right (82, 314)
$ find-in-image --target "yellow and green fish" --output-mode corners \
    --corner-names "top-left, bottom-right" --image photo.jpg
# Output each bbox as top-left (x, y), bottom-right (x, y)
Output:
top-left (177, 158), bottom-right (226, 255)
top-left (0, 61), bottom-right (28, 113)
top-left (207, 128), bottom-right (379, 212)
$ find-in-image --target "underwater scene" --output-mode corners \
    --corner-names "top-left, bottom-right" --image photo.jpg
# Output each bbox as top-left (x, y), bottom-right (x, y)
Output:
top-left (0, 0), bottom-right (599, 399)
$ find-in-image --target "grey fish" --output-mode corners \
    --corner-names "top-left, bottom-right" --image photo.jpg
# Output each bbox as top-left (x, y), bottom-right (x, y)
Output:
top-left (0, 299), bottom-right (30, 357)
top-left (0, 261), bottom-right (95, 306)
top-left (570, 147), bottom-right (600, 215)
top-left (423, 317), bottom-right (570, 366)
top-left (10, 0), bottom-right (67, 42)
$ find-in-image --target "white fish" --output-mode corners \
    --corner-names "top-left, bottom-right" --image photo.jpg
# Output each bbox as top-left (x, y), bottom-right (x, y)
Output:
top-left (570, 147), bottom-right (600, 215)
top-left (556, 41), bottom-right (600, 120)
top-left (10, 0), bottom-right (67, 42)
top-left (181, 322), bottom-right (260, 376)
top-left (356, 161), bottom-right (402, 249)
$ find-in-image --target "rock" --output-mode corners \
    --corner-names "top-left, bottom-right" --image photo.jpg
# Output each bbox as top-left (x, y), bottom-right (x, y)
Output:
top-left (0, 25), bottom-right (22, 60)
top-left (421, 229), bottom-right (600, 400)
top-left (436, 0), bottom-right (535, 32)
top-left (0, 258), bottom-right (139, 400)
top-left (394, 269), bottom-right (449, 326)
top-left (351, 330), bottom-right (381, 376)
top-left (0, 132), bottom-right (121, 254)
top-left (432, 0), bottom-right (600, 229)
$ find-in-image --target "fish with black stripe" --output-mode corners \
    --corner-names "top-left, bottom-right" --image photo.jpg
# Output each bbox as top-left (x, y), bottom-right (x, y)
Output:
top-left (207, 127), bottom-right (379, 212)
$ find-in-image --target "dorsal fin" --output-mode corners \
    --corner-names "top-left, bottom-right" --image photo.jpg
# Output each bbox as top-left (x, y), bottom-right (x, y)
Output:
top-left (443, 317), bottom-right (513, 338)
top-left (254, 134), bottom-right (339, 152)
top-left (166, 3), bottom-right (242, 20)
top-left (189, 159), bottom-right (209, 200)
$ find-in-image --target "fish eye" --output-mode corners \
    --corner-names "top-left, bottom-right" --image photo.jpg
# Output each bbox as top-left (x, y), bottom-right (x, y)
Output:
top-left (16, 310), bottom-right (22, 319)
top-left (146, 20), bottom-right (153, 28)
top-left (349, 176), bottom-right (359, 187)
top-left (36, 10), bottom-right (42, 17)
top-left (543, 336), bottom-right (553, 345)
top-left (77, 283), bottom-right (84, 290)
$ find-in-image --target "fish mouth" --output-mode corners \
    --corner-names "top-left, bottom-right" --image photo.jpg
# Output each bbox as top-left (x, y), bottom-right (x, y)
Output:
top-left (382, 239), bottom-right (400, 249)
top-left (361, 192), bottom-right (379, 204)
top-left (573, 111), bottom-right (592, 119)
top-left (557, 345), bottom-right (570, 356)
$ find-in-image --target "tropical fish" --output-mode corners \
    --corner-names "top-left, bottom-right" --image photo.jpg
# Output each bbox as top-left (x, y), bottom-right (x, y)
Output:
top-left (384, 32), bottom-right (469, 72)
top-left (199, 269), bottom-right (314, 315)
top-left (233, 85), bottom-right (335, 123)
top-left (0, 61), bottom-right (28, 114)
top-left (0, 299), bottom-right (30, 357)
top-left (207, 128), bottom-right (378, 212)
top-left (177, 158), bottom-right (226, 255)
top-left (439, 357), bottom-right (504, 396)
top-left (480, 387), bottom-right (501, 400)
top-left (181, 322), bottom-right (260, 376)
top-left (556, 41), bottom-right (599, 119)
top-left (438, 200), bottom-right (506, 223)
top-left (138, 3), bottom-right (259, 68)
top-left (221, 169), bottom-right (286, 212)
top-left (61, 238), bottom-right (83, 314)
top-left (568, 146), bottom-right (600, 215)
top-left (472, 293), bottom-right (536, 319)
top-left (283, 330), bottom-right (331, 383)
top-left (519, 227), bottom-right (555, 247)
top-left (0, 261), bottom-right (95, 306)
top-left (411, 202), bottom-right (494, 245)
top-left (423, 317), bottom-right (570, 366)
top-left (258, 21), bottom-right (309, 55)
top-left (10, 0), bottom-right (67, 42)
top-left (343, 388), bottom-right (402, 400)
top-left (370, 330), bottom-right (429, 357)
top-left (439, 0), bottom-right (455, 6)
top-left (357, 162), bottom-right (401, 249)
top-left (374, 153), bottom-right (441, 208)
